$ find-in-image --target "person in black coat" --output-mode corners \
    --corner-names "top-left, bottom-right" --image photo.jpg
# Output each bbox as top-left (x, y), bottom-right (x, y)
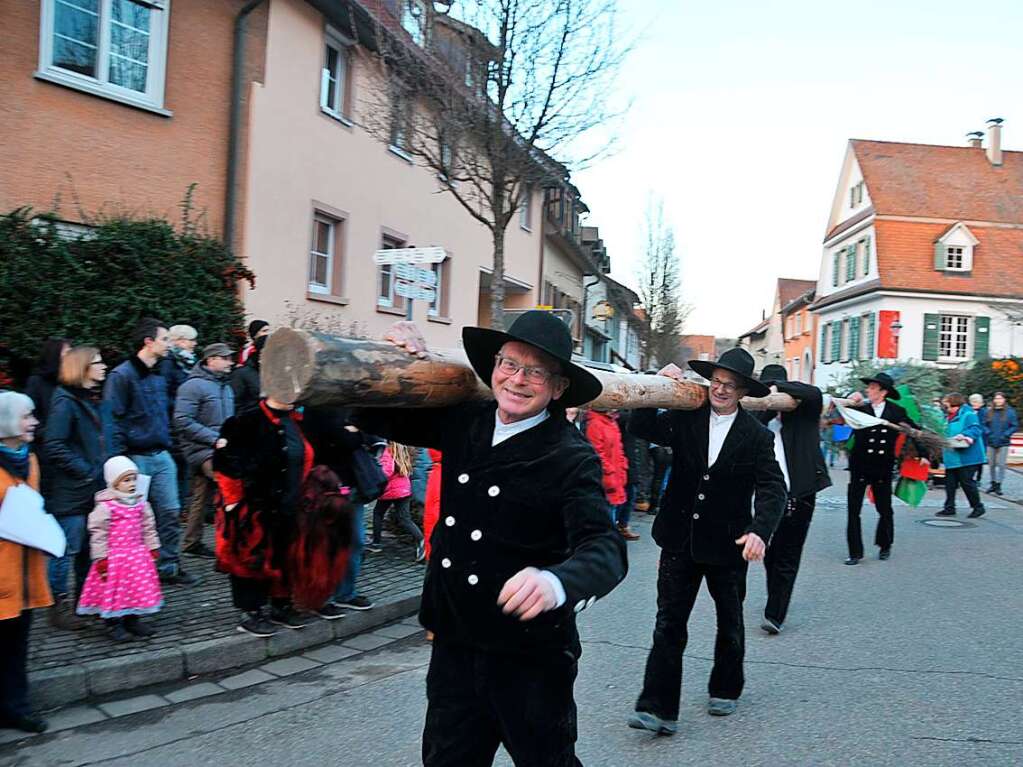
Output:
top-left (43, 346), bottom-right (113, 628)
top-left (753, 365), bottom-right (832, 634)
top-left (357, 311), bottom-right (627, 767)
top-left (844, 372), bottom-right (921, 564)
top-left (230, 335), bottom-right (265, 415)
top-left (24, 337), bottom-right (70, 498)
top-left (629, 348), bottom-right (786, 734)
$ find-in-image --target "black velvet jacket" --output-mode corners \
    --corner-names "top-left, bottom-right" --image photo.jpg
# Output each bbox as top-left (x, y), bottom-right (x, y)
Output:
top-left (847, 400), bottom-right (919, 479)
top-left (631, 403), bottom-right (786, 566)
top-left (356, 402), bottom-right (628, 658)
top-left (756, 380), bottom-right (832, 500)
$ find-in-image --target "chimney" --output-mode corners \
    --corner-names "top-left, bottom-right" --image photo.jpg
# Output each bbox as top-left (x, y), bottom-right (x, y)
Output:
top-left (966, 131), bottom-right (984, 149)
top-left (986, 118), bottom-right (1004, 166)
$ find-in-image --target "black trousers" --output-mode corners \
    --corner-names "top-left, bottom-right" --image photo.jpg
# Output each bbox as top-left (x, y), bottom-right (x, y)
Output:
top-left (944, 467), bottom-right (986, 514)
top-left (764, 495), bottom-right (816, 625)
top-left (0, 611), bottom-right (32, 719)
top-left (229, 575), bottom-right (290, 613)
top-left (847, 471), bottom-right (893, 558)
top-left (423, 640), bottom-right (581, 767)
top-left (636, 549), bottom-right (748, 721)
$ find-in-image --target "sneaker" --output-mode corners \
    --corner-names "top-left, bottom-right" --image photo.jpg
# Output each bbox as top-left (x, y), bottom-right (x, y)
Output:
top-left (366, 543), bottom-right (383, 554)
top-left (314, 602), bottom-right (346, 621)
top-left (336, 596), bottom-right (374, 611)
top-left (160, 568), bottom-right (202, 587)
top-left (761, 617), bottom-right (782, 635)
top-left (107, 623), bottom-right (136, 643)
top-left (879, 548), bottom-right (891, 561)
top-left (237, 611), bottom-right (278, 637)
top-left (183, 542), bottom-right (216, 560)
top-left (708, 698), bottom-right (737, 716)
top-left (844, 557), bottom-right (861, 566)
top-left (935, 509), bottom-right (956, 517)
top-left (415, 541), bottom-right (426, 562)
top-left (123, 616), bottom-right (157, 638)
top-left (627, 711), bottom-right (677, 736)
top-left (269, 606), bottom-right (312, 629)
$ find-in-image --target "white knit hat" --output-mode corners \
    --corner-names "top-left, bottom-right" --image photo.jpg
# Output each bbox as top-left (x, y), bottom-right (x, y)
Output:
top-left (104, 456), bottom-right (139, 488)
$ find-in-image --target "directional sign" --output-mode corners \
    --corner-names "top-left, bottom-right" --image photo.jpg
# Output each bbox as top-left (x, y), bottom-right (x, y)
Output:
top-left (393, 263), bottom-right (437, 285)
top-left (394, 279), bottom-right (437, 301)
top-left (373, 246), bottom-right (446, 265)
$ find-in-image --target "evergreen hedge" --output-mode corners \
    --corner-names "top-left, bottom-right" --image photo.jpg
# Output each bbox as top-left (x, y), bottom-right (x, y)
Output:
top-left (0, 205), bottom-right (255, 385)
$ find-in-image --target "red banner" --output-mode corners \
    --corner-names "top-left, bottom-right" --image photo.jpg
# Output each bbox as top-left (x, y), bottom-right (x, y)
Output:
top-left (877, 310), bottom-right (900, 358)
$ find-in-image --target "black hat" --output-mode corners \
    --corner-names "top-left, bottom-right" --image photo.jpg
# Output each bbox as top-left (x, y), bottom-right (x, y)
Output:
top-left (859, 372), bottom-right (901, 400)
top-left (759, 364), bottom-right (788, 384)
top-left (248, 319), bottom-right (269, 340)
top-left (689, 347), bottom-right (770, 398)
top-left (462, 311), bottom-right (602, 408)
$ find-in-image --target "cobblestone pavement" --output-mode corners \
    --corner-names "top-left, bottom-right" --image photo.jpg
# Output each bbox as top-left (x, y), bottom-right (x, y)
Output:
top-left (29, 527), bottom-right (425, 674)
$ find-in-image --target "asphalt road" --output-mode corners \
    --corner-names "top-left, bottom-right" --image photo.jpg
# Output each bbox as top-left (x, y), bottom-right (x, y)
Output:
top-left (4, 475), bottom-right (1022, 767)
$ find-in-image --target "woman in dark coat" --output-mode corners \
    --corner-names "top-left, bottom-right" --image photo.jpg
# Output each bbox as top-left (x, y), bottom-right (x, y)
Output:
top-left (230, 335), bottom-right (265, 415)
top-left (44, 347), bottom-right (113, 629)
top-left (213, 397), bottom-right (353, 636)
top-left (24, 337), bottom-right (70, 498)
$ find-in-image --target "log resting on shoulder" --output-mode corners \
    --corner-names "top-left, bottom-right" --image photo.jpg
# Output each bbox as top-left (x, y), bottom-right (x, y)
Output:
top-left (261, 328), bottom-right (802, 412)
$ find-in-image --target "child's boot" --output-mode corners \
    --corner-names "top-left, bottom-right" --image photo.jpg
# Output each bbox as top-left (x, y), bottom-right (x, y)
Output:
top-left (124, 616), bottom-right (157, 638)
top-left (106, 619), bottom-right (135, 643)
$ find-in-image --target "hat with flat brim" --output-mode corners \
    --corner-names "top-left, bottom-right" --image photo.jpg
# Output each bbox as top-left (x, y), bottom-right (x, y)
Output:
top-left (462, 311), bottom-right (602, 408)
top-left (688, 347), bottom-right (771, 398)
top-left (860, 373), bottom-right (901, 400)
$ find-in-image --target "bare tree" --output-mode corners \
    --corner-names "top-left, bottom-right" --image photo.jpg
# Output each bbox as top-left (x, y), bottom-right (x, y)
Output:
top-left (637, 197), bottom-right (690, 368)
top-left (364, 0), bottom-right (628, 329)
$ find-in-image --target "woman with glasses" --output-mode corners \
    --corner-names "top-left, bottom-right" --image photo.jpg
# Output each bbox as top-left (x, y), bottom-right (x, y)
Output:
top-left (44, 347), bottom-right (113, 629)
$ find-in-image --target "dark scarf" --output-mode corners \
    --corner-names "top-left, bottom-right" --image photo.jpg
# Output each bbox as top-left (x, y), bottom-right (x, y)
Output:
top-left (0, 442), bottom-right (31, 480)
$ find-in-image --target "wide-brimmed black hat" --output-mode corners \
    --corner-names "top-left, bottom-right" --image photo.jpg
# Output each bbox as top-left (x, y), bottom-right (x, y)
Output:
top-left (689, 347), bottom-right (770, 398)
top-left (462, 311), bottom-right (602, 408)
top-left (759, 364), bottom-right (788, 384)
top-left (860, 372), bottom-right (901, 400)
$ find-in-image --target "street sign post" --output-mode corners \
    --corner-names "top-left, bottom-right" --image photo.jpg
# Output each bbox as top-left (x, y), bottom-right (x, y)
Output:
top-left (373, 247), bottom-right (446, 319)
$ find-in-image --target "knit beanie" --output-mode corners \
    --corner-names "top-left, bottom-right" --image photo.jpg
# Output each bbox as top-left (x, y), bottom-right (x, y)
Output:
top-left (248, 319), bottom-right (269, 340)
top-left (104, 456), bottom-right (139, 488)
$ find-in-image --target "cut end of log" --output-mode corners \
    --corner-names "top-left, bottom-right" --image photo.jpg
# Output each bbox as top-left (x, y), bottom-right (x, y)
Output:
top-left (261, 328), bottom-right (319, 405)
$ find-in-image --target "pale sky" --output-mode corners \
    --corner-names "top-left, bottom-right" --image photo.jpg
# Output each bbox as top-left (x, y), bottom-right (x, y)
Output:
top-left (572, 0), bottom-right (1023, 338)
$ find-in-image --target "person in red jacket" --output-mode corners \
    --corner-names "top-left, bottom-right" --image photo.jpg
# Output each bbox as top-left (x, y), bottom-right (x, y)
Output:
top-left (585, 409), bottom-right (636, 539)
top-left (423, 448), bottom-right (442, 561)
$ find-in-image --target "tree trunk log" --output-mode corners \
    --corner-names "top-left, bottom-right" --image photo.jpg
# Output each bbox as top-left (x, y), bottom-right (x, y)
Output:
top-left (261, 328), bottom-right (801, 412)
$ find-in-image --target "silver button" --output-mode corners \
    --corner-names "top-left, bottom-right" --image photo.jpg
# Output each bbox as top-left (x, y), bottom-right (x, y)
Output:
top-left (574, 599), bottom-right (586, 613)
top-left (867, 449), bottom-right (874, 454)
top-left (467, 574), bottom-right (479, 585)
top-left (445, 516), bottom-right (456, 527)
top-left (703, 474), bottom-right (710, 480)
top-left (869, 438), bottom-right (875, 443)
top-left (470, 530), bottom-right (482, 542)
top-left (698, 493), bottom-right (705, 501)
top-left (458, 473), bottom-right (469, 484)
top-left (441, 558), bottom-right (451, 568)
top-left (488, 485), bottom-right (500, 497)
top-left (693, 513), bottom-right (700, 520)
top-left (586, 596), bottom-right (596, 609)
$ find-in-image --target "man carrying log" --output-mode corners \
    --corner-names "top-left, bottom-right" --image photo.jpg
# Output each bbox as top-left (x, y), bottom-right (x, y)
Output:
top-left (842, 372), bottom-right (922, 565)
top-left (628, 348), bottom-right (786, 735)
top-left (354, 310), bottom-right (627, 767)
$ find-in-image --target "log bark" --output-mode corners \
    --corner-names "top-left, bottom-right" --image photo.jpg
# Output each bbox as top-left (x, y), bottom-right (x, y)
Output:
top-left (261, 328), bottom-right (801, 412)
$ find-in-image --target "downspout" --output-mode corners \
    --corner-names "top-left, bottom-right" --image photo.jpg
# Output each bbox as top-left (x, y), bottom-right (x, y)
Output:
top-left (224, 0), bottom-right (267, 252)
top-left (582, 274), bottom-right (600, 359)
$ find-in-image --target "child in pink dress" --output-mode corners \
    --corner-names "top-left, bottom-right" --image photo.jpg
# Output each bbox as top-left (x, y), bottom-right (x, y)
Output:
top-left (77, 456), bottom-right (163, 642)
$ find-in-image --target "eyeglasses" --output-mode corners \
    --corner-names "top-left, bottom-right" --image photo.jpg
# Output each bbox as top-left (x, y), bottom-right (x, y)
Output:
top-left (494, 354), bottom-right (558, 385)
top-left (709, 377), bottom-right (739, 393)
top-left (89, 360), bottom-right (105, 366)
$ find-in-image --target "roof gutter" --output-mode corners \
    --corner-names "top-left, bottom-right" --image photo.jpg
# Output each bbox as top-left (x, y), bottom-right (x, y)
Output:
top-left (224, 0), bottom-right (267, 252)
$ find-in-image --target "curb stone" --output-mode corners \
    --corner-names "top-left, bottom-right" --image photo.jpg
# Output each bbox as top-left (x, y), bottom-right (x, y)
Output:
top-left (30, 593), bottom-right (420, 710)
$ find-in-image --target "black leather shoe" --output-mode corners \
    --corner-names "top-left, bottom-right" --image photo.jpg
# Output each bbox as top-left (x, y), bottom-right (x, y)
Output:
top-left (0, 714), bottom-right (48, 733)
top-left (968, 508), bottom-right (986, 518)
top-left (844, 557), bottom-right (861, 566)
top-left (879, 548), bottom-right (891, 560)
top-left (935, 509), bottom-right (956, 517)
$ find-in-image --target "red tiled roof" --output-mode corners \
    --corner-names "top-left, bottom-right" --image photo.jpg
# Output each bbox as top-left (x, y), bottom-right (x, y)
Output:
top-left (851, 139), bottom-right (1023, 224)
top-left (777, 278), bottom-right (816, 307)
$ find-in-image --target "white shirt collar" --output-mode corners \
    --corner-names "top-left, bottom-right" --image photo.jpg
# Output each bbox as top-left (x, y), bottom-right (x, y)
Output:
top-left (871, 400), bottom-right (886, 417)
top-left (493, 408), bottom-right (550, 446)
top-left (708, 407), bottom-right (739, 467)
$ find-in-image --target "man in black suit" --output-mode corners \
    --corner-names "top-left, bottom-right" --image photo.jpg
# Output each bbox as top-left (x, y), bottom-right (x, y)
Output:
top-left (358, 311), bottom-right (628, 767)
top-left (844, 372), bottom-right (922, 564)
top-left (628, 348), bottom-right (786, 734)
top-left (754, 365), bottom-right (832, 635)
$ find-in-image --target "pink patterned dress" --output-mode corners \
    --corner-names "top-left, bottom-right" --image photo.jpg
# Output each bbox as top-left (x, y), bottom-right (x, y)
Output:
top-left (78, 498), bottom-right (163, 618)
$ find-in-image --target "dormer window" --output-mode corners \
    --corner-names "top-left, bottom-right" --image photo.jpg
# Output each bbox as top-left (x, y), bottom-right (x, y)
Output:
top-left (933, 222), bottom-right (978, 273)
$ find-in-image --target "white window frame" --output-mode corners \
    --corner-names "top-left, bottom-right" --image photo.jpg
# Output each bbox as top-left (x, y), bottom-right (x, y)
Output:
top-left (945, 245), bottom-right (966, 271)
top-left (519, 184), bottom-right (533, 231)
top-left (938, 314), bottom-right (972, 361)
top-left (377, 235), bottom-right (407, 310)
top-left (428, 259), bottom-right (445, 317)
top-left (320, 30), bottom-right (352, 121)
top-left (37, 0), bottom-right (171, 115)
top-left (308, 214), bottom-right (336, 295)
top-left (840, 319), bottom-right (850, 361)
